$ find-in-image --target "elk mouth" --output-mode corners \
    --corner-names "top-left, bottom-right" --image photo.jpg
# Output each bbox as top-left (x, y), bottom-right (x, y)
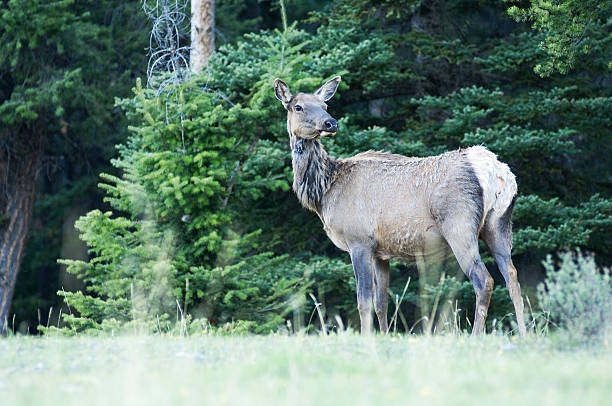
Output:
top-left (319, 130), bottom-right (337, 137)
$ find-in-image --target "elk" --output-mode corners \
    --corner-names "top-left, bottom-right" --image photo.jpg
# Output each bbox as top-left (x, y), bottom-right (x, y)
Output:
top-left (274, 76), bottom-right (526, 336)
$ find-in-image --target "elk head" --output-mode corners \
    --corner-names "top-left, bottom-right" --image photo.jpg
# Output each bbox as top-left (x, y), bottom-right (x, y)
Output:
top-left (274, 76), bottom-right (341, 139)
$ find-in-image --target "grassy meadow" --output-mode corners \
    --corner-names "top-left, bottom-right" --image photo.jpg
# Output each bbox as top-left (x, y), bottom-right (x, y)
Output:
top-left (1, 334), bottom-right (611, 406)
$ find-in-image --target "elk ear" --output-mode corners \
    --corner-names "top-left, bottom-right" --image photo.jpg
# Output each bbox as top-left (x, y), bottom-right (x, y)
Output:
top-left (314, 76), bottom-right (341, 102)
top-left (274, 78), bottom-right (292, 109)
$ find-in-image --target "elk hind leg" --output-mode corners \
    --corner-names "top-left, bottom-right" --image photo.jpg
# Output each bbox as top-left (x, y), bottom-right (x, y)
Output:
top-left (467, 257), bottom-right (494, 335)
top-left (482, 216), bottom-right (526, 337)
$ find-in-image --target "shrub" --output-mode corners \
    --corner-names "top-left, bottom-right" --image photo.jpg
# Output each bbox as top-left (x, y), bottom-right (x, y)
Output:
top-left (538, 252), bottom-right (612, 345)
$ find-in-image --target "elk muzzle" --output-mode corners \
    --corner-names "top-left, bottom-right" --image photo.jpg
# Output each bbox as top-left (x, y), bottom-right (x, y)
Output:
top-left (318, 117), bottom-right (338, 137)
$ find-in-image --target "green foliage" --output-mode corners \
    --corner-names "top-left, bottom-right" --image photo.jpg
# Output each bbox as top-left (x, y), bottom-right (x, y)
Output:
top-left (513, 195), bottom-right (612, 254)
top-left (56, 0), bottom-right (611, 336)
top-left (4, 0), bottom-right (149, 329)
top-left (507, 0), bottom-right (612, 76)
top-left (538, 252), bottom-right (612, 345)
top-left (57, 77), bottom-right (291, 332)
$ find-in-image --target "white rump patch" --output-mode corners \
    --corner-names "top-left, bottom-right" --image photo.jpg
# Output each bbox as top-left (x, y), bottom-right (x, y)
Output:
top-left (465, 146), bottom-right (517, 221)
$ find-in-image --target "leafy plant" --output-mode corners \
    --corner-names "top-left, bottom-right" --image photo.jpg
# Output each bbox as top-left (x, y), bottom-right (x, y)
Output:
top-left (538, 252), bottom-right (612, 345)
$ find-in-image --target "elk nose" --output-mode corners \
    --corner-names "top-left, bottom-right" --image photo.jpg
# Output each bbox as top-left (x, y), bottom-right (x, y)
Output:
top-left (324, 119), bottom-right (338, 132)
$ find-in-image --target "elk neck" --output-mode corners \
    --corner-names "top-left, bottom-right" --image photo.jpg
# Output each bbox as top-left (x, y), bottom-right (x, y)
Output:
top-left (289, 133), bottom-right (338, 215)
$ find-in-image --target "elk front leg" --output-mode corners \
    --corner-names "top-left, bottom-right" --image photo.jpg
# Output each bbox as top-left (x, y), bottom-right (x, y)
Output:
top-left (350, 246), bottom-right (374, 334)
top-left (373, 257), bottom-right (390, 334)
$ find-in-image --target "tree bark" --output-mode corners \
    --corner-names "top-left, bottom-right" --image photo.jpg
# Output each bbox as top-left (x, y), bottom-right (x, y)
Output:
top-left (190, 0), bottom-right (215, 74)
top-left (0, 127), bottom-right (42, 335)
top-left (0, 185), bottom-right (36, 334)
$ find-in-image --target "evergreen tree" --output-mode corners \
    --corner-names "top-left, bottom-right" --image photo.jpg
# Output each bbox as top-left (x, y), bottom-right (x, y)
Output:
top-left (508, 0), bottom-right (612, 77)
top-left (57, 0), bottom-right (611, 334)
top-left (1, 0), bottom-right (148, 333)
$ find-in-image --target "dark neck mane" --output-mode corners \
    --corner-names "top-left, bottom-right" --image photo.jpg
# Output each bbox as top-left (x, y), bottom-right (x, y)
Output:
top-left (290, 135), bottom-right (338, 214)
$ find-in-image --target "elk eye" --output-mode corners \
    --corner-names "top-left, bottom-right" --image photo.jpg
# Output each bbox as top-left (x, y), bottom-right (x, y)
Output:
top-left (294, 105), bottom-right (303, 112)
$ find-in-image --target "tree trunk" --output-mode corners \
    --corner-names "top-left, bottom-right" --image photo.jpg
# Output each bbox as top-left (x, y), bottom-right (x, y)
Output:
top-left (0, 127), bottom-right (42, 335)
top-left (0, 186), bottom-right (36, 334)
top-left (190, 0), bottom-right (215, 74)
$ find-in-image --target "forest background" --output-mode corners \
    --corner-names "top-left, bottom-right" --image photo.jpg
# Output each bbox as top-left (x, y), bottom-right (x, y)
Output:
top-left (1, 0), bottom-right (610, 335)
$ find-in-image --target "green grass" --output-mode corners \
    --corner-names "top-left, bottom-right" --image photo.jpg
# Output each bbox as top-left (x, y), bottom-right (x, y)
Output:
top-left (1, 334), bottom-right (611, 405)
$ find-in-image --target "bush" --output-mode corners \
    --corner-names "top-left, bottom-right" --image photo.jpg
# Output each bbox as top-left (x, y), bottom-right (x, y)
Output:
top-left (538, 252), bottom-right (612, 345)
